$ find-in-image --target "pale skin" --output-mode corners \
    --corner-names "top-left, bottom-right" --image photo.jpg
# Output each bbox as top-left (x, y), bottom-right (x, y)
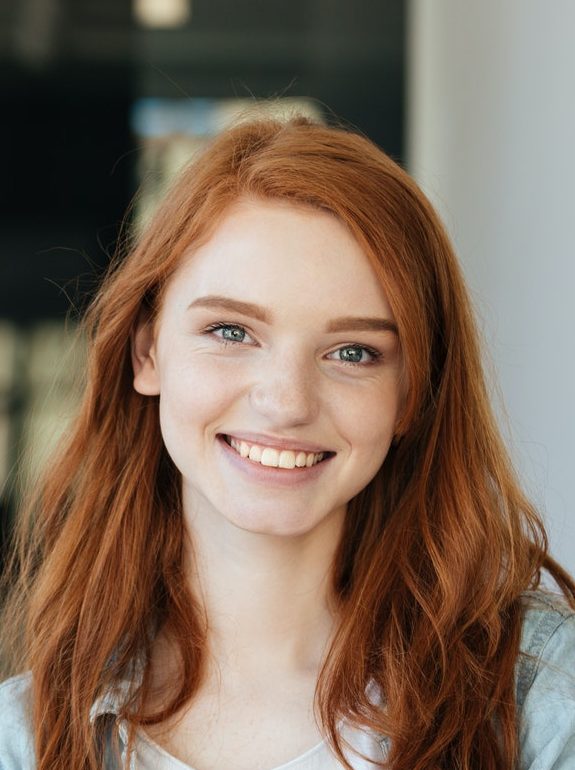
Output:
top-left (132, 197), bottom-right (403, 770)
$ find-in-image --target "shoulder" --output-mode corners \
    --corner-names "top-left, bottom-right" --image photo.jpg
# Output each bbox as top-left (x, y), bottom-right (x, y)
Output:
top-left (518, 589), bottom-right (575, 699)
top-left (0, 673), bottom-right (36, 769)
top-left (0, 673), bottom-right (127, 770)
top-left (517, 590), bottom-right (575, 769)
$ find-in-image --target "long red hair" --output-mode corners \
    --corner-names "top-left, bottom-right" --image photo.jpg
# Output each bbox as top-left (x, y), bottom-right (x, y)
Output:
top-left (2, 116), bottom-right (574, 769)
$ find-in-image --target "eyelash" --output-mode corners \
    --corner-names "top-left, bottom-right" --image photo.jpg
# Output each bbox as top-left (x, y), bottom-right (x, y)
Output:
top-left (202, 322), bottom-right (383, 366)
top-left (332, 345), bottom-right (382, 366)
top-left (203, 322), bottom-right (254, 345)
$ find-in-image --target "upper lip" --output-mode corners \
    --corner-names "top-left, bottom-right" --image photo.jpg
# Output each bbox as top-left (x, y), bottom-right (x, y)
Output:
top-left (220, 432), bottom-right (334, 454)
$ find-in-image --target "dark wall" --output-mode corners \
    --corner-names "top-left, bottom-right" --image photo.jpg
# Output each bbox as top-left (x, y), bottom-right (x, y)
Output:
top-left (0, 66), bottom-right (134, 320)
top-left (0, 0), bottom-right (405, 321)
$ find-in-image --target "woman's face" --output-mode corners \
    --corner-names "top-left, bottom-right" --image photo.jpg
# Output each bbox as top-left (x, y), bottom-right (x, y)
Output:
top-left (133, 197), bottom-right (403, 538)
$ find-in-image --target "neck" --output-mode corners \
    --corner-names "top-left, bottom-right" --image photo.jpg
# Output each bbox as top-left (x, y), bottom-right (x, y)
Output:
top-left (184, 499), bottom-right (345, 677)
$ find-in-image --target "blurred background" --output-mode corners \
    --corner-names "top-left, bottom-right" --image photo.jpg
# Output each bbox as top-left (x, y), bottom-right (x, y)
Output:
top-left (0, 0), bottom-right (573, 575)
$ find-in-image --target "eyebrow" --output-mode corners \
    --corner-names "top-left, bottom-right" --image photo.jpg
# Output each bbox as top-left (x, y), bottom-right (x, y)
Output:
top-left (326, 316), bottom-right (398, 335)
top-left (188, 295), bottom-right (398, 336)
top-left (188, 295), bottom-right (270, 322)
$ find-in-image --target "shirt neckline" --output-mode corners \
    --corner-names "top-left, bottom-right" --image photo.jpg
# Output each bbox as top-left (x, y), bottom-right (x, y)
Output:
top-left (135, 727), bottom-right (329, 770)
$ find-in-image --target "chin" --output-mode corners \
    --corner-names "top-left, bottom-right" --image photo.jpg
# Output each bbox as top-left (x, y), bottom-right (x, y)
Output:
top-left (224, 503), bottom-right (343, 540)
top-left (230, 516), bottom-right (318, 539)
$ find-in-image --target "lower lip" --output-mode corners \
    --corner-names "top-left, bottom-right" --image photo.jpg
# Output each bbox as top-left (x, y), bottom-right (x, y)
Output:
top-left (217, 435), bottom-right (334, 487)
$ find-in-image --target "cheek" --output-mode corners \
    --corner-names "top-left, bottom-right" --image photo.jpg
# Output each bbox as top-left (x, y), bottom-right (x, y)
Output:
top-left (340, 386), bottom-right (400, 454)
top-left (332, 392), bottom-right (397, 506)
top-left (157, 359), bottom-right (241, 446)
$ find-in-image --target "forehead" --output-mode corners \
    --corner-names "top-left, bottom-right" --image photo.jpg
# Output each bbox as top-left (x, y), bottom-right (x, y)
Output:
top-left (164, 197), bottom-right (393, 319)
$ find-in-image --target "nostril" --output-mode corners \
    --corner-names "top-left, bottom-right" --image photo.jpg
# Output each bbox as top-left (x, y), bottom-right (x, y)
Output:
top-left (248, 382), bottom-right (320, 425)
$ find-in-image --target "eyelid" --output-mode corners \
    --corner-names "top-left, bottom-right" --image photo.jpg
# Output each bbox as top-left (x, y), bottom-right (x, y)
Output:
top-left (203, 321), bottom-right (256, 344)
top-left (326, 343), bottom-right (383, 366)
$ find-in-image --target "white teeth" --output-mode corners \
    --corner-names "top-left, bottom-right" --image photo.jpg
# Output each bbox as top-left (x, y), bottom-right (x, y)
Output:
top-left (226, 437), bottom-right (326, 469)
top-left (248, 445), bottom-right (262, 462)
top-left (279, 450), bottom-right (296, 469)
top-left (260, 448), bottom-right (279, 467)
top-left (295, 452), bottom-right (307, 467)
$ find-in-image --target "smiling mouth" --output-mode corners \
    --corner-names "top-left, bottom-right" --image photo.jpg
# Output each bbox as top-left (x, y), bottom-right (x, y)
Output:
top-left (221, 435), bottom-right (333, 469)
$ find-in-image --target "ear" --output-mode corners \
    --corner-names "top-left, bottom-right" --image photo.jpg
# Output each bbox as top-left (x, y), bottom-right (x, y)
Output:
top-left (131, 315), bottom-right (161, 396)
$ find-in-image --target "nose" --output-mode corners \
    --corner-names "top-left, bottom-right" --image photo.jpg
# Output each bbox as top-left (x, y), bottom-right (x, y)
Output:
top-left (249, 350), bottom-right (320, 427)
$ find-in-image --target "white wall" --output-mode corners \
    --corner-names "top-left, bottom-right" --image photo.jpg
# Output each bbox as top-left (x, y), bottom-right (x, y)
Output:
top-left (407, 0), bottom-right (575, 575)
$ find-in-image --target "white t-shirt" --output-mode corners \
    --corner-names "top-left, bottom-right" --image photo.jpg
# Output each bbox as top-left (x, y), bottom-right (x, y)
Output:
top-left (132, 721), bottom-right (387, 770)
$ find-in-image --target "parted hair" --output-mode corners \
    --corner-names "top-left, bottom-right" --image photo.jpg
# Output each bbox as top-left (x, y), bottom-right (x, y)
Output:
top-left (2, 115), bottom-right (574, 770)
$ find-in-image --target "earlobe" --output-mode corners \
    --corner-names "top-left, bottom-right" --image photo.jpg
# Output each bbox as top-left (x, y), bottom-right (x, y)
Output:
top-left (131, 318), bottom-right (161, 396)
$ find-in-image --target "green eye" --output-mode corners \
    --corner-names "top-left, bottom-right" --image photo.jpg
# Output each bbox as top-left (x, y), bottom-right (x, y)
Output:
top-left (339, 346), bottom-right (366, 363)
top-left (328, 344), bottom-right (381, 365)
top-left (220, 326), bottom-right (246, 342)
top-left (203, 322), bottom-right (252, 344)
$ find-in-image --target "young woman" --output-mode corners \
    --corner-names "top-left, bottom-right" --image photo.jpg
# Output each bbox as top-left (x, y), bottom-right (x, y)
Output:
top-left (1, 116), bottom-right (574, 770)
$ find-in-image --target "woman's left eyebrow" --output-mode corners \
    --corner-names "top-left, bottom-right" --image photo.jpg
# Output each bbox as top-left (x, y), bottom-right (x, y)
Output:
top-left (326, 317), bottom-right (399, 336)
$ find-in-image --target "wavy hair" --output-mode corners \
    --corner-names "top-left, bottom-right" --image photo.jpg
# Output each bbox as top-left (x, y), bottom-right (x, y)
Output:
top-left (2, 116), bottom-right (574, 770)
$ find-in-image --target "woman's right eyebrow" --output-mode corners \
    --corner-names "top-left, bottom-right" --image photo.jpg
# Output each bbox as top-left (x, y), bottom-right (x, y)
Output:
top-left (187, 295), bottom-right (270, 322)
